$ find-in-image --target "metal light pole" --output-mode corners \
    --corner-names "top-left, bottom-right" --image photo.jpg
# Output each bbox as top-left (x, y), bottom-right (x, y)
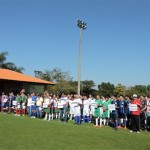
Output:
top-left (77, 20), bottom-right (87, 95)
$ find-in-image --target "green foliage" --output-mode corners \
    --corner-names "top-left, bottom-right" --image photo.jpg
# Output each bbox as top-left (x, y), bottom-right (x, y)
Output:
top-left (34, 68), bottom-right (150, 96)
top-left (49, 80), bottom-right (77, 94)
top-left (114, 83), bottom-right (126, 96)
top-left (0, 51), bottom-right (25, 73)
top-left (81, 80), bottom-right (95, 95)
top-left (98, 82), bottom-right (115, 96)
top-left (34, 68), bottom-right (72, 82)
top-left (0, 114), bottom-right (150, 150)
top-left (29, 85), bottom-right (44, 94)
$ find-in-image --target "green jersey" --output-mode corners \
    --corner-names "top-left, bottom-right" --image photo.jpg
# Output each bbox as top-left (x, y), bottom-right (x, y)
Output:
top-left (108, 98), bottom-right (113, 104)
top-left (20, 95), bottom-right (27, 103)
top-left (94, 99), bottom-right (103, 118)
top-left (16, 96), bottom-right (21, 103)
top-left (103, 101), bottom-right (110, 118)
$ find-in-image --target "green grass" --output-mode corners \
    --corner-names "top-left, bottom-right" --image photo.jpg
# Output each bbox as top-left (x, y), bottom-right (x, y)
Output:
top-left (0, 113), bottom-right (150, 150)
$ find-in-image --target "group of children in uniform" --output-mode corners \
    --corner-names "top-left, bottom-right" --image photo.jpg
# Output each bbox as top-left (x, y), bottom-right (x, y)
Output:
top-left (0, 91), bottom-right (150, 132)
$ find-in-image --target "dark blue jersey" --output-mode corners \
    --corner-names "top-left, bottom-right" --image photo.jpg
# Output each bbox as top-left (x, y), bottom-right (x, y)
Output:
top-left (111, 100), bottom-right (119, 114)
top-left (119, 100), bottom-right (125, 114)
top-left (8, 96), bottom-right (15, 107)
top-left (124, 100), bottom-right (131, 115)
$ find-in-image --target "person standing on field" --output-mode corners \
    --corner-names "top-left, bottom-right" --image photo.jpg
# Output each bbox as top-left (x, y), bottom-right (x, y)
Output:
top-left (130, 94), bottom-right (142, 133)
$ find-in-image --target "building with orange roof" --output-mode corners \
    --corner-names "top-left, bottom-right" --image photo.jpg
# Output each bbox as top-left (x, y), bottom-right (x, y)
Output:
top-left (0, 69), bottom-right (54, 94)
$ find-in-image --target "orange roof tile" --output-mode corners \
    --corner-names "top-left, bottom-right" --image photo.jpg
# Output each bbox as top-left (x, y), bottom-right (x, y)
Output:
top-left (0, 69), bottom-right (54, 85)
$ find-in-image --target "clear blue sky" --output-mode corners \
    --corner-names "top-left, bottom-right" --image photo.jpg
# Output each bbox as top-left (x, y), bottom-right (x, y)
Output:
top-left (0, 0), bottom-right (150, 87)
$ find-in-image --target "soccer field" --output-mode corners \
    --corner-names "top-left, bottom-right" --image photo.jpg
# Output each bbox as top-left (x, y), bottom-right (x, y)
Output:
top-left (0, 113), bottom-right (150, 150)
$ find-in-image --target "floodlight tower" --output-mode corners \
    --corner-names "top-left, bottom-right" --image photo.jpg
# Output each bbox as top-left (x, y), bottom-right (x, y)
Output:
top-left (77, 20), bottom-right (87, 95)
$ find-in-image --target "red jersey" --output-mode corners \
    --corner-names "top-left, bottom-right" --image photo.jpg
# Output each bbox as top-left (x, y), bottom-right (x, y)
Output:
top-left (131, 99), bottom-right (141, 115)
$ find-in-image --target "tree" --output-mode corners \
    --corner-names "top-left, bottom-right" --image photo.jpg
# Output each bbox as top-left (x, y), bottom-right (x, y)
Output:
top-left (34, 68), bottom-right (72, 82)
top-left (34, 68), bottom-right (76, 94)
top-left (49, 80), bottom-right (77, 94)
top-left (81, 80), bottom-right (95, 95)
top-left (0, 51), bottom-right (25, 73)
top-left (114, 83), bottom-right (126, 96)
top-left (98, 82), bottom-right (115, 96)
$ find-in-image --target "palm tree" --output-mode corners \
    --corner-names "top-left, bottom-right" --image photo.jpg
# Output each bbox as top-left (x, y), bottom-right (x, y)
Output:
top-left (0, 51), bottom-right (25, 73)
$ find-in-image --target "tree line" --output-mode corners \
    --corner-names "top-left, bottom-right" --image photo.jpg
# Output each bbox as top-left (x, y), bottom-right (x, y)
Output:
top-left (1, 51), bottom-right (150, 96)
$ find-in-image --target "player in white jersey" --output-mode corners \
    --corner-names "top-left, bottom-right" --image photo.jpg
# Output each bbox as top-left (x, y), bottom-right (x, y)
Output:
top-left (83, 96), bottom-right (90, 123)
top-left (74, 95), bottom-right (82, 125)
top-left (89, 95), bottom-right (96, 122)
top-left (43, 93), bottom-right (53, 121)
top-left (53, 95), bottom-right (59, 119)
top-left (59, 93), bottom-right (69, 123)
top-left (68, 95), bottom-right (75, 120)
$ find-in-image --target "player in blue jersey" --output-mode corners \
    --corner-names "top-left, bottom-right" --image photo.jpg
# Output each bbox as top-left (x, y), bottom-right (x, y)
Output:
top-left (118, 96), bottom-right (125, 128)
top-left (124, 95), bottom-right (131, 129)
top-left (31, 93), bottom-right (37, 118)
top-left (111, 95), bottom-right (120, 131)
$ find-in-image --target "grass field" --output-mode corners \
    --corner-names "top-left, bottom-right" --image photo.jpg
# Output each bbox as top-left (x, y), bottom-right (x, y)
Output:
top-left (0, 113), bottom-right (150, 150)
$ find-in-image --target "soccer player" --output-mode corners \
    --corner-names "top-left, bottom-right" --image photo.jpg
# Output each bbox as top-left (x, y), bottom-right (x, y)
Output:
top-left (53, 95), bottom-right (59, 119)
top-left (8, 92), bottom-right (15, 113)
top-left (89, 95), bottom-right (96, 123)
top-left (124, 95), bottom-right (131, 128)
top-left (94, 95), bottom-right (103, 127)
top-left (83, 96), bottom-right (90, 123)
top-left (111, 95), bottom-right (119, 131)
top-left (3, 94), bottom-right (9, 113)
top-left (30, 93), bottom-right (37, 118)
top-left (103, 96), bottom-right (111, 126)
top-left (20, 92), bottom-right (27, 116)
top-left (1, 92), bottom-right (7, 113)
top-left (74, 95), bottom-right (82, 125)
top-left (68, 95), bottom-right (75, 121)
top-left (118, 96), bottom-right (125, 128)
top-left (59, 93), bottom-right (69, 123)
top-left (36, 94), bottom-right (44, 118)
top-left (15, 94), bottom-right (21, 116)
top-left (140, 95), bottom-right (147, 131)
top-left (43, 93), bottom-right (52, 121)
top-left (27, 94), bottom-right (32, 117)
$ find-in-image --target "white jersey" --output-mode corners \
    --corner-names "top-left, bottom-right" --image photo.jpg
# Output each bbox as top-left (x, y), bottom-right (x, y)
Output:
top-left (60, 97), bottom-right (68, 106)
top-left (90, 99), bottom-right (96, 115)
top-left (74, 98), bottom-right (82, 116)
top-left (83, 99), bottom-right (90, 116)
top-left (27, 98), bottom-right (32, 106)
top-left (69, 100), bottom-right (76, 115)
top-left (45, 98), bottom-right (51, 104)
top-left (54, 100), bottom-right (58, 108)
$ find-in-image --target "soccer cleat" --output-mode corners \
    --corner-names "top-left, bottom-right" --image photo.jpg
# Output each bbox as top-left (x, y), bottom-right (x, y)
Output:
top-left (137, 131), bottom-right (140, 134)
top-left (118, 126), bottom-right (122, 129)
top-left (124, 127), bottom-right (127, 129)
